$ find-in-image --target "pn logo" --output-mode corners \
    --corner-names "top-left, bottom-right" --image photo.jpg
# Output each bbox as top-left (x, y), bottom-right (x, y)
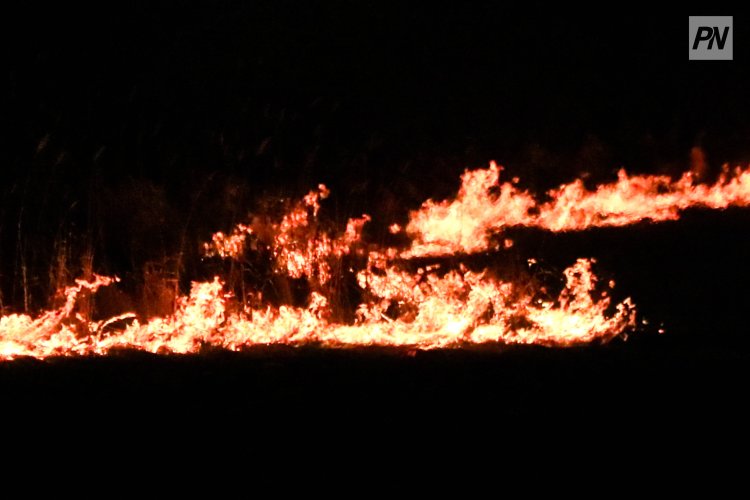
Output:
top-left (689, 16), bottom-right (733, 60)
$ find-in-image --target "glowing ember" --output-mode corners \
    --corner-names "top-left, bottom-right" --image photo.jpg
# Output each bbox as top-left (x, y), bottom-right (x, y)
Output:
top-left (9, 160), bottom-right (746, 359)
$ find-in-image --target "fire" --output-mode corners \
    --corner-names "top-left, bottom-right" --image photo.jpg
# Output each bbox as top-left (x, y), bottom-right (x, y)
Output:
top-left (7, 159), bottom-right (748, 359)
top-left (0, 258), bottom-right (634, 358)
top-left (405, 161), bottom-right (750, 257)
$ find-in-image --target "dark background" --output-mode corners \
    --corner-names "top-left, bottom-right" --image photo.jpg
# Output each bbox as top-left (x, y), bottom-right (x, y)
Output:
top-left (2, 3), bottom-right (750, 429)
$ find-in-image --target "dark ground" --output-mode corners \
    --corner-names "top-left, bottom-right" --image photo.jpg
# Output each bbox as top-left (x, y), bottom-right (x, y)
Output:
top-left (2, 4), bottom-right (750, 434)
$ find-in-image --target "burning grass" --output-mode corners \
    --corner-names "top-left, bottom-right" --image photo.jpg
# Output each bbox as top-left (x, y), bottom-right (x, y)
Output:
top-left (6, 160), bottom-right (750, 359)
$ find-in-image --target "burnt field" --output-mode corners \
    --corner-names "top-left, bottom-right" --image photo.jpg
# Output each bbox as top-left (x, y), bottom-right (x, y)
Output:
top-left (3, 210), bottom-right (750, 428)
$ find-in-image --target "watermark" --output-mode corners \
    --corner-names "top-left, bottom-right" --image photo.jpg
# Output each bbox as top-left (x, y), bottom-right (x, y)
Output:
top-left (689, 16), bottom-right (733, 60)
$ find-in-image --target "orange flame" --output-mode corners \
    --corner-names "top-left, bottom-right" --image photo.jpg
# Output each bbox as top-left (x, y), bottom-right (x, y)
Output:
top-left (0, 259), bottom-right (634, 359)
top-left (10, 160), bottom-right (747, 359)
top-left (405, 162), bottom-right (750, 257)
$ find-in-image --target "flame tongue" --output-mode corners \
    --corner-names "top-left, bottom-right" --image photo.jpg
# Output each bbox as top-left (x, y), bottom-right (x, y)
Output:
top-left (405, 162), bottom-right (750, 257)
top-left (12, 159), bottom-right (748, 359)
top-left (0, 257), bottom-right (634, 358)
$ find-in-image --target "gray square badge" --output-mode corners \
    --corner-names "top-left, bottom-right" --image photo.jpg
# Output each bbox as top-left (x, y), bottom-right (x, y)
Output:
top-left (689, 16), bottom-right (733, 60)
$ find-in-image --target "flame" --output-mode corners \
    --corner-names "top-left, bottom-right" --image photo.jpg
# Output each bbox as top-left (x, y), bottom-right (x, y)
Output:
top-left (0, 258), bottom-right (634, 359)
top-left (10, 159), bottom-right (748, 359)
top-left (405, 161), bottom-right (750, 257)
